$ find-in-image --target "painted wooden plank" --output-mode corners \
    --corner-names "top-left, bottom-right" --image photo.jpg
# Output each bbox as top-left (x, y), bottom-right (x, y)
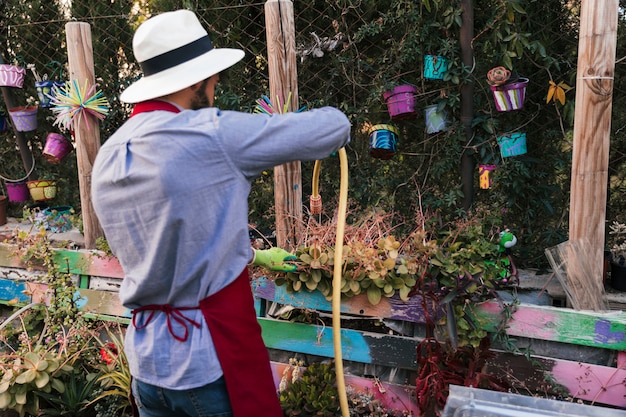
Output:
top-left (76, 288), bottom-right (131, 318)
top-left (0, 243), bottom-right (124, 279)
top-left (252, 276), bottom-right (442, 324)
top-left (550, 358), bottom-right (626, 407)
top-left (259, 317), bottom-right (419, 369)
top-left (269, 362), bottom-right (419, 415)
top-left (0, 278), bottom-right (30, 304)
top-left (490, 350), bottom-right (626, 409)
top-left (475, 300), bottom-right (626, 351)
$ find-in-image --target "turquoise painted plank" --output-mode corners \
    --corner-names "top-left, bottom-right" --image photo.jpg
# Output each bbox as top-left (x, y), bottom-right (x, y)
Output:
top-left (0, 278), bottom-right (30, 304)
top-left (259, 317), bottom-right (418, 369)
top-left (253, 276), bottom-right (441, 324)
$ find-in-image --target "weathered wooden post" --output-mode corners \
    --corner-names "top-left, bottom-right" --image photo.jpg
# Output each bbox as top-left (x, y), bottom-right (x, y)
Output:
top-left (65, 22), bottom-right (104, 249)
top-left (460, 0), bottom-right (474, 211)
top-left (569, 0), bottom-right (618, 309)
top-left (265, 0), bottom-right (301, 250)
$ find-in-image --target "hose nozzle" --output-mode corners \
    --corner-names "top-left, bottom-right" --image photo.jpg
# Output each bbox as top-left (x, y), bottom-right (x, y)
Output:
top-left (310, 195), bottom-right (322, 214)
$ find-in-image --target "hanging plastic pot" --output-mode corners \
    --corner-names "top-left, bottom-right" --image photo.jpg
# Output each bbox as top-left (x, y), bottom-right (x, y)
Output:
top-left (43, 205), bottom-right (74, 233)
top-left (490, 78), bottom-right (529, 112)
top-left (0, 64), bottom-right (26, 88)
top-left (5, 181), bottom-right (30, 202)
top-left (423, 55), bottom-right (448, 80)
top-left (0, 111), bottom-right (8, 132)
top-left (43, 132), bottom-right (73, 164)
top-left (383, 84), bottom-right (417, 121)
top-left (36, 80), bottom-right (65, 108)
top-left (369, 124), bottom-right (399, 160)
top-left (27, 179), bottom-right (57, 202)
top-left (478, 164), bottom-right (497, 189)
top-left (424, 104), bottom-right (448, 133)
top-left (497, 132), bottom-right (527, 158)
top-left (8, 106), bottom-right (38, 132)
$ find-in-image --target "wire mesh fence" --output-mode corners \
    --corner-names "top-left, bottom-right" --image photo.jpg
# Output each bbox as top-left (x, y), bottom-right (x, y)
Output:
top-left (0, 0), bottom-right (624, 268)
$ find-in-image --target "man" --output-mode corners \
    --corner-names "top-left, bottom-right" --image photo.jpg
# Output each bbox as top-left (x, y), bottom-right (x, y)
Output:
top-left (91, 9), bottom-right (351, 417)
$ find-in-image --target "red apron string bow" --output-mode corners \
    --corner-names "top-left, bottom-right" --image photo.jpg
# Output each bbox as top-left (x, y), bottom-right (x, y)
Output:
top-left (131, 304), bottom-right (201, 342)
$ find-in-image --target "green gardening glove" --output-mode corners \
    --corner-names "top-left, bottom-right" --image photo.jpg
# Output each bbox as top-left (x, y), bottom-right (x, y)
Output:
top-left (252, 247), bottom-right (298, 272)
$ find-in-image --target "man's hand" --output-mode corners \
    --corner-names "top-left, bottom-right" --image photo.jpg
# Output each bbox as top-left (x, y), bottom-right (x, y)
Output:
top-left (252, 247), bottom-right (297, 272)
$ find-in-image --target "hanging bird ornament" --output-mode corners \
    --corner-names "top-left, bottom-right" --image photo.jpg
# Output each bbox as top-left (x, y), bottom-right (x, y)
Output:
top-left (49, 79), bottom-right (109, 131)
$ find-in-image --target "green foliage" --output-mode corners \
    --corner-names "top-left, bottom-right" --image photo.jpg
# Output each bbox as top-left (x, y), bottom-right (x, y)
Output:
top-left (276, 234), bottom-right (426, 305)
top-left (89, 325), bottom-right (131, 416)
top-left (270, 208), bottom-right (515, 349)
top-left (0, 0), bottom-right (594, 270)
top-left (0, 229), bottom-right (131, 417)
top-left (279, 361), bottom-right (339, 417)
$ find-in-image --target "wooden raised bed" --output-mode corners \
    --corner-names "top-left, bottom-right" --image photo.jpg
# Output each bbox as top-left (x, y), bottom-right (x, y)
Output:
top-left (0, 242), bottom-right (624, 413)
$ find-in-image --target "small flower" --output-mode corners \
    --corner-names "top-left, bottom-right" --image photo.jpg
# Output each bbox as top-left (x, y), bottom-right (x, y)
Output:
top-left (100, 342), bottom-right (118, 365)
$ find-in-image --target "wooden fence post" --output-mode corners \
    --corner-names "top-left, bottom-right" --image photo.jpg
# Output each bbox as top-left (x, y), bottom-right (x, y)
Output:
top-left (265, 0), bottom-right (301, 250)
top-left (569, 0), bottom-right (618, 309)
top-left (65, 22), bottom-right (104, 249)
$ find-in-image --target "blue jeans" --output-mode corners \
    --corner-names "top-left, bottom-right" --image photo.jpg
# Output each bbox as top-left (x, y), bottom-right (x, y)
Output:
top-left (132, 376), bottom-right (233, 417)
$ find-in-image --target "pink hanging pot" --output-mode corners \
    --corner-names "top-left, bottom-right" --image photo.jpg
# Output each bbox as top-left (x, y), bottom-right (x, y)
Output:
top-left (383, 84), bottom-right (418, 121)
top-left (43, 132), bottom-right (73, 164)
top-left (5, 181), bottom-right (30, 202)
top-left (0, 65), bottom-right (26, 88)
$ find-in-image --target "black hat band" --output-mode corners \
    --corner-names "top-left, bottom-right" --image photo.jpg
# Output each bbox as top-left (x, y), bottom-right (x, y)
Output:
top-left (139, 35), bottom-right (214, 76)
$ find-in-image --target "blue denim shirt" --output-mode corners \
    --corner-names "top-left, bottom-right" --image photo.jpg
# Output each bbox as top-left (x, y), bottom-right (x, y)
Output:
top-left (91, 104), bottom-right (350, 389)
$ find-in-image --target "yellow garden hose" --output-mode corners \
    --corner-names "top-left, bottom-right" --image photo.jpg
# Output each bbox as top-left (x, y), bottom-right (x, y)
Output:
top-left (310, 147), bottom-right (349, 417)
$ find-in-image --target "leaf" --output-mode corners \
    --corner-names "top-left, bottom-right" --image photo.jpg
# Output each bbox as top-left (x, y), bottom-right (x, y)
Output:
top-left (36, 360), bottom-right (48, 372)
top-left (15, 389), bottom-right (27, 405)
top-left (0, 391), bottom-right (12, 409)
top-left (51, 378), bottom-right (65, 393)
top-left (35, 371), bottom-right (49, 389)
top-left (383, 258), bottom-right (395, 269)
top-left (555, 87), bottom-right (566, 105)
top-left (399, 286), bottom-right (411, 301)
top-left (24, 352), bottom-right (39, 367)
top-left (305, 279), bottom-right (317, 291)
top-left (15, 369), bottom-right (36, 384)
top-left (366, 286), bottom-right (382, 305)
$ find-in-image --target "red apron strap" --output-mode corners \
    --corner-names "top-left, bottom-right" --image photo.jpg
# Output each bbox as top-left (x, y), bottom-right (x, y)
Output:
top-left (199, 269), bottom-right (282, 417)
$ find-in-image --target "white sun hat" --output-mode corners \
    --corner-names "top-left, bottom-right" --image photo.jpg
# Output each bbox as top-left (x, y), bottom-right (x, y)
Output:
top-left (120, 9), bottom-right (245, 103)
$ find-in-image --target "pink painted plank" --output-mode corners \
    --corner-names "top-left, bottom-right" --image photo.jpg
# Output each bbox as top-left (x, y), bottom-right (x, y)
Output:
top-left (270, 361), bottom-right (418, 415)
top-left (550, 358), bottom-right (626, 407)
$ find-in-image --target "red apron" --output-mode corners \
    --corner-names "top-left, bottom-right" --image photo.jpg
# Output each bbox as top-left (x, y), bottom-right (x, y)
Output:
top-left (129, 100), bottom-right (282, 417)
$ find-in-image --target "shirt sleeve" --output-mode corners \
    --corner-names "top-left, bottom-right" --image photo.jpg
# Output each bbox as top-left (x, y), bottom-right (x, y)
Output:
top-left (216, 106), bottom-right (351, 179)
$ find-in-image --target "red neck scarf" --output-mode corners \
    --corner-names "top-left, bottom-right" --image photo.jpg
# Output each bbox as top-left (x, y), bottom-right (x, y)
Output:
top-left (130, 100), bottom-right (181, 117)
